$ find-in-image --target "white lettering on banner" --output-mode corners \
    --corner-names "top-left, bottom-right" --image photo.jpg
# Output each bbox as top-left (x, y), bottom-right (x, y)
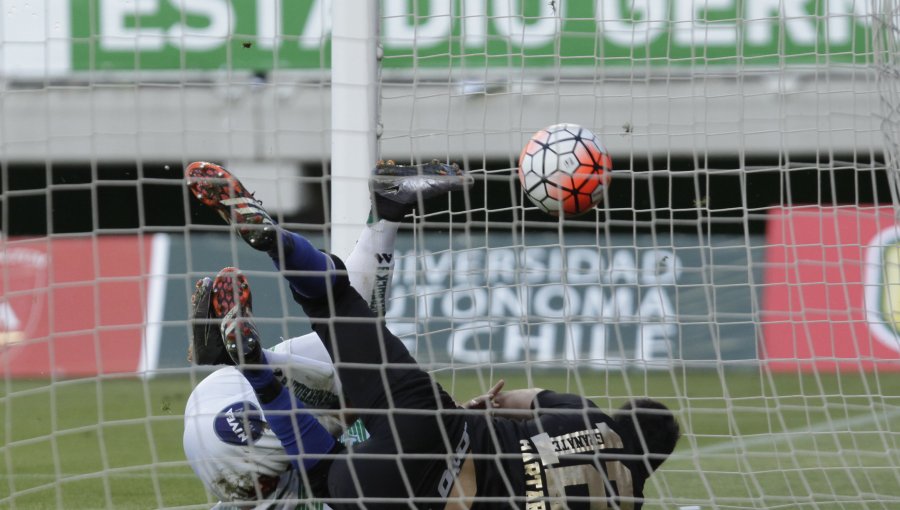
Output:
top-left (100, 0), bottom-right (233, 51)
top-left (745, 0), bottom-right (816, 45)
top-left (167, 0), bottom-right (234, 51)
top-left (442, 287), bottom-right (488, 319)
top-left (597, 0), bottom-right (668, 47)
top-left (597, 0), bottom-right (872, 49)
top-left (827, 0), bottom-right (873, 44)
top-left (444, 320), bottom-right (677, 364)
top-left (88, 0), bottom-right (878, 63)
top-left (532, 285), bottom-right (577, 318)
top-left (636, 323), bottom-right (676, 361)
top-left (461, 0), bottom-right (488, 47)
top-left (448, 321), bottom-right (491, 364)
top-left (503, 323), bottom-right (558, 362)
top-left (493, 0), bottom-right (559, 48)
top-left (256, 0), bottom-right (281, 49)
top-left (673, 0), bottom-right (736, 46)
top-left (0, 248), bottom-right (47, 269)
top-left (397, 247), bottom-right (680, 287)
top-left (608, 249), bottom-right (637, 284)
top-left (581, 285), bottom-right (633, 318)
top-left (0, 303), bottom-right (22, 331)
top-left (403, 246), bottom-right (682, 364)
top-left (101, 0), bottom-right (165, 51)
top-left (299, 0), bottom-right (331, 50)
top-left (383, 0), bottom-right (452, 49)
top-left (490, 286), bottom-right (527, 318)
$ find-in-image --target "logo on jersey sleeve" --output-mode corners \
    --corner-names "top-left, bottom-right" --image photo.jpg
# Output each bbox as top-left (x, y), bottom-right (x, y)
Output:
top-left (214, 401), bottom-right (266, 445)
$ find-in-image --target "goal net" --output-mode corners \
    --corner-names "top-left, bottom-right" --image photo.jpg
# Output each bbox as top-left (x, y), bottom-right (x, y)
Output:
top-left (2, 0), bottom-right (900, 509)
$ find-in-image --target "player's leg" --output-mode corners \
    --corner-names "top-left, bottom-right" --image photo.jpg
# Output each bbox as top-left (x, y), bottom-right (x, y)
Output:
top-left (211, 263), bottom-right (461, 506)
top-left (211, 267), bottom-right (339, 475)
top-left (185, 160), bottom-right (467, 440)
top-left (345, 160), bottom-right (471, 315)
top-left (185, 160), bottom-right (470, 306)
top-left (343, 219), bottom-right (398, 316)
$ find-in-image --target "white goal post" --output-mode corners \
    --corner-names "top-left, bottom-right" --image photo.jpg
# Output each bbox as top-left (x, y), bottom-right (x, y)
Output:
top-left (330, 0), bottom-right (379, 260)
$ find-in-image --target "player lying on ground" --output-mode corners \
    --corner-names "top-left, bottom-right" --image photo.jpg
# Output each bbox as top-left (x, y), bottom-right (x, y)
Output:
top-left (183, 161), bottom-right (470, 507)
top-left (186, 161), bottom-right (681, 509)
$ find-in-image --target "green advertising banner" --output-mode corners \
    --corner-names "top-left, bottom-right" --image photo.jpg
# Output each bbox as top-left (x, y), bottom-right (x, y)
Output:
top-left (383, 231), bottom-right (762, 367)
top-left (71, 0), bottom-right (878, 72)
top-left (156, 231), bottom-right (763, 370)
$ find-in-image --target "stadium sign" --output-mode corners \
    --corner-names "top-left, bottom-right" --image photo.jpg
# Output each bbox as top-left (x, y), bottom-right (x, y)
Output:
top-left (0, 246), bottom-right (47, 349)
top-left (142, 232), bottom-right (762, 371)
top-left (385, 232), bottom-right (761, 367)
top-left (762, 207), bottom-right (900, 372)
top-left (1, 0), bottom-right (878, 77)
top-left (865, 225), bottom-right (900, 354)
top-left (0, 237), bottom-right (157, 377)
top-left (0, 231), bottom-right (761, 376)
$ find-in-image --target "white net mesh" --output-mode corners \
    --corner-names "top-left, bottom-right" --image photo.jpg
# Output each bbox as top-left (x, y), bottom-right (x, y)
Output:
top-left (2, 1), bottom-right (900, 509)
top-left (381, 1), bottom-right (900, 508)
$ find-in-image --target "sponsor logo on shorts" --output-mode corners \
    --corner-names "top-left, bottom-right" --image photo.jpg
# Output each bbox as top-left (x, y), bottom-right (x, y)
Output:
top-left (214, 401), bottom-right (266, 445)
top-left (438, 422), bottom-right (470, 498)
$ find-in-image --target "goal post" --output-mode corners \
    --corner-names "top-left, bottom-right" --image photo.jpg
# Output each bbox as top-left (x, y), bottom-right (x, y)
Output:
top-left (330, 0), bottom-right (379, 260)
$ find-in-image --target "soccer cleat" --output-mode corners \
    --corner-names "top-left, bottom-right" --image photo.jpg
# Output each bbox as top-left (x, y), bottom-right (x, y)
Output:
top-left (185, 161), bottom-right (278, 251)
top-left (370, 159), bottom-right (473, 221)
top-left (210, 266), bottom-right (253, 319)
top-left (212, 267), bottom-right (262, 365)
top-left (220, 305), bottom-right (263, 366)
top-left (189, 276), bottom-right (232, 366)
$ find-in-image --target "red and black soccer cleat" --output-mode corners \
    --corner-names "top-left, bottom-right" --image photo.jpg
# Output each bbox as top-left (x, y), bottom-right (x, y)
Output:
top-left (211, 267), bottom-right (262, 365)
top-left (189, 276), bottom-right (234, 366)
top-left (210, 266), bottom-right (253, 320)
top-left (185, 161), bottom-right (278, 251)
top-left (220, 304), bottom-right (263, 366)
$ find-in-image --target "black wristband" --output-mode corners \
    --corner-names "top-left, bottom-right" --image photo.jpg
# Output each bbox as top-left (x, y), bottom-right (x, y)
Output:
top-left (255, 377), bottom-right (284, 405)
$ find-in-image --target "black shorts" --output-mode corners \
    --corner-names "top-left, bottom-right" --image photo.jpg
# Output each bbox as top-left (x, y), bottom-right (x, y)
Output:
top-left (295, 257), bottom-right (467, 509)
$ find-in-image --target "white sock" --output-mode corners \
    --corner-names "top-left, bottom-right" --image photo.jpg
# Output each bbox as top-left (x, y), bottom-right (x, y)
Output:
top-left (344, 219), bottom-right (399, 315)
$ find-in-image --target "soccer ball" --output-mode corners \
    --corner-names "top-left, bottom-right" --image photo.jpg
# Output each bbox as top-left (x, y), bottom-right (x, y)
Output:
top-left (518, 123), bottom-right (613, 217)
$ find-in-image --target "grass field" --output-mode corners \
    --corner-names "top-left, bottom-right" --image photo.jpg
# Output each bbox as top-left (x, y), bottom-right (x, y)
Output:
top-left (2, 368), bottom-right (900, 509)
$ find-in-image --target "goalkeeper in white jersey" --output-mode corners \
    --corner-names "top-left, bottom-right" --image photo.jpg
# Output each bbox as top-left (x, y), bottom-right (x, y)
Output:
top-left (185, 161), bottom-right (680, 509)
top-left (183, 161), bottom-right (470, 508)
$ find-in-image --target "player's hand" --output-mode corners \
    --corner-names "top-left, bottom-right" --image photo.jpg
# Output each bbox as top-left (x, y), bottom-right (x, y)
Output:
top-left (462, 379), bottom-right (505, 409)
top-left (493, 388), bottom-right (544, 415)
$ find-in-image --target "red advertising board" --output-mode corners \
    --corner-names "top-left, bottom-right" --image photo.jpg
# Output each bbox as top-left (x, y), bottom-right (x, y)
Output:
top-left (763, 206), bottom-right (900, 371)
top-left (0, 236), bottom-right (161, 377)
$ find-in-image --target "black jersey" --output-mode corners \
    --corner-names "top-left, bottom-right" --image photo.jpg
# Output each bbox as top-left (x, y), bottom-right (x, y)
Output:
top-left (468, 391), bottom-right (648, 509)
top-left (295, 264), bottom-right (650, 509)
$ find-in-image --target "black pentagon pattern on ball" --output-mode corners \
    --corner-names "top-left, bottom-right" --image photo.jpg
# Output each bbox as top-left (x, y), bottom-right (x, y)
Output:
top-left (519, 122), bottom-right (610, 216)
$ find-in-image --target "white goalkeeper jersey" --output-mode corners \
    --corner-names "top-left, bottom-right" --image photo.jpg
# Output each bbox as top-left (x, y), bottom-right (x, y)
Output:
top-left (184, 333), bottom-right (346, 509)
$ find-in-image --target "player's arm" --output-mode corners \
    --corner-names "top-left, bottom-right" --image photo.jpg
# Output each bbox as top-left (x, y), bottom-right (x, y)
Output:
top-left (493, 387), bottom-right (545, 410)
top-left (462, 380), bottom-right (541, 418)
top-left (464, 381), bottom-right (597, 418)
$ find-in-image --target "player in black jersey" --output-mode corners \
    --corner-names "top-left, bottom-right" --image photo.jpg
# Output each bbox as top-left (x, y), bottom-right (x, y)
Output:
top-left (186, 161), bottom-right (681, 509)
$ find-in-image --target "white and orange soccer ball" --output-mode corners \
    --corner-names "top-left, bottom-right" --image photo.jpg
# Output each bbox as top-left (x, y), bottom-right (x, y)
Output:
top-left (517, 123), bottom-right (612, 217)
